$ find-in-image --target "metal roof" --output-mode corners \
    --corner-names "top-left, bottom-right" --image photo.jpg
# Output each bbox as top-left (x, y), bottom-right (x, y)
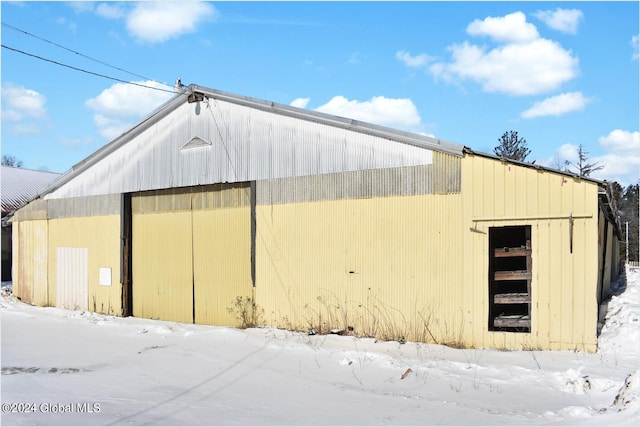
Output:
top-left (1, 166), bottom-right (61, 215)
top-left (38, 84), bottom-right (465, 200)
top-left (190, 85), bottom-right (464, 157)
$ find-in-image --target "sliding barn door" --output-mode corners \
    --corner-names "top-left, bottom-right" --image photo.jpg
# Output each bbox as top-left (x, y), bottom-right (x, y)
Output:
top-left (131, 184), bottom-right (252, 325)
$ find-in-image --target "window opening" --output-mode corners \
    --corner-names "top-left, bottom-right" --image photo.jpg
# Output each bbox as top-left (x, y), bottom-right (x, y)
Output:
top-left (489, 225), bottom-right (531, 332)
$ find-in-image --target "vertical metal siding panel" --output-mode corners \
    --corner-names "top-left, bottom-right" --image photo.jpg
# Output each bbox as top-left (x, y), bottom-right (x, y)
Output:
top-left (132, 206), bottom-right (193, 323)
top-left (579, 184), bottom-right (599, 351)
top-left (555, 181), bottom-right (574, 349)
top-left (602, 222), bottom-right (614, 297)
top-left (476, 158), bottom-right (491, 347)
top-left (463, 153), bottom-right (602, 351)
top-left (256, 191), bottom-right (464, 344)
top-left (460, 155), bottom-right (476, 347)
top-left (534, 172), bottom-right (551, 349)
top-left (534, 220), bottom-right (549, 349)
top-left (31, 222), bottom-right (49, 306)
top-left (532, 176), bottom-right (559, 348)
top-left (132, 184), bottom-right (252, 325)
top-left (15, 221), bottom-right (31, 303)
top-left (494, 162), bottom-right (506, 218)
top-left (15, 222), bottom-right (30, 304)
top-left (547, 218), bottom-right (565, 348)
top-left (193, 185), bottom-right (252, 326)
top-left (596, 211), bottom-right (606, 301)
top-left (56, 247), bottom-right (88, 311)
top-left (48, 216), bottom-right (122, 315)
top-left (572, 216), bottom-right (587, 348)
top-left (514, 165), bottom-right (530, 217)
top-left (12, 223), bottom-right (21, 300)
top-left (13, 220), bottom-right (49, 306)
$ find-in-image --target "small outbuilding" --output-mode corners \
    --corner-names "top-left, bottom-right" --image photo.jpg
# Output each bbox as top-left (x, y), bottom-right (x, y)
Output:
top-left (11, 85), bottom-right (621, 351)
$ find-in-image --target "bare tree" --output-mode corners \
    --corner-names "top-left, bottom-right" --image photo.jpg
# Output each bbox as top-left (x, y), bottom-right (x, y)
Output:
top-left (1, 155), bottom-right (23, 167)
top-left (494, 131), bottom-right (531, 161)
top-left (566, 144), bottom-right (603, 177)
top-left (551, 154), bottom-right (569, 171)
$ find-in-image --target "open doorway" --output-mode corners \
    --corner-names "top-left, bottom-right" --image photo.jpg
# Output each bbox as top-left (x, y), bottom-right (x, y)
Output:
top-left (489, 225), bottom-right (532, 333)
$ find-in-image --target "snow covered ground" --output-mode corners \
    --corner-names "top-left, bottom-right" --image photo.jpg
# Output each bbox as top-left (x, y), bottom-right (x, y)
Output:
top-left (1, 267), bottom-right (639, 426)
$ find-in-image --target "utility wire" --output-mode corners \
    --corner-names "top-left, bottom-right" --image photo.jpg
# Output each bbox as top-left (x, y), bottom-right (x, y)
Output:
top-left (1, 44), bottom-right (177, 94)
top-left (2, 22), bottom-right (171, 89)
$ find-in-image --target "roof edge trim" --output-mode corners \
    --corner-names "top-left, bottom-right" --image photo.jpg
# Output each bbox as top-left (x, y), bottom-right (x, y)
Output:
top-left (463, 147), bottom-right (608, 186)
top-left (36, 91), bottom-right (189, 199)
top-left (190, 85), bottom-right (464, 157)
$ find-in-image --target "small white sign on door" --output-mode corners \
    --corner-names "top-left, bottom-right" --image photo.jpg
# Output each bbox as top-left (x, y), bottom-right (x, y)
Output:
top-left (99, 267), bottom-right (112, 286)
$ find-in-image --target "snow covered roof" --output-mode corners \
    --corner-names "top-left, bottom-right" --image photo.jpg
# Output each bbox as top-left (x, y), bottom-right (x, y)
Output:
top-left (1, 166), bottom-right (61, 216)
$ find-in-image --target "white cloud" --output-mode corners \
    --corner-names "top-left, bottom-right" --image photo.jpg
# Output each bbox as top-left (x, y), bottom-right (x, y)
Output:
top-left (315, 95), bottom-right (422, 131)
top-left (556, 143), bottom-right (580, 164)
top-left (467, 12), bottom-right (539, 43)
top-left (126, 1), bottom-right (217, 43)
top-left (543, 131), bottom-right (640, 185)
top-left (96, 3), bottom-right (125, 20)
top-left (68, 2), bottom-right (95, 14)
top-left (533, 8), bottom-right (583, 34)
top-left (85, 81), bottom-right (175, 140)
top-left (598, 129), bottom-right (640, 153)
top-left (632, 35), bottom-right (639, 61)
top-left (1, 82), bottom-right (48, 134)
top-left (290, 98), bottom-right (310, 109)
top-left (590, 152), bottom-right (640, 184)
top-left (90, 114), bottom-right (132, 141)
top-left (1, 83), bottom-right (47, 121)
top-left (521, 92), bottom-right (591, 119)
top-left (431, 38), bottom-right (578, 96)
top-left (395, 50), bottom-right (433, 68)
top-left (428, 12), bottom-right (579, 96)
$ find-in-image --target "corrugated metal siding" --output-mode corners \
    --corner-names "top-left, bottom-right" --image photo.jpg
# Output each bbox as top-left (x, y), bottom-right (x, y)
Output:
top-left (193, 205), bottom-right (253, 326)
top-left (132, 209), bottom-right (193, 323)
top-left (56, 247), bottom-right (88, 311)
top-left (132, 183), bottom-right (252, 325)
top-left (47, 194), bottom-right (121, 218)
top-left (11, 199), bottom-right (48, 222)
top-left (601, 222), bottom-right (615, 297)
top-left (255, 192), bottom-right (463, 343)
top-left (13, 195), bottom-right (122, 315)
top-left (48, 216), bottom-right (122, 315)
top-left (257, 152), bottom-right (461, 205)
top-left (461, 154), bottom-right (600, 351)
top-left (13, 220), bottom-right (48, 305)
top-left (596, 211), bottom-right (606, 302)
top-left (45, 100), bottom-right (436, 200)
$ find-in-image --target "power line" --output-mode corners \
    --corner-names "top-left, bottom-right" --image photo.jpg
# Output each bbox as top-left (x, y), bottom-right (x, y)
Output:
top-left (2, 22), bottom-right (169, 88)
top-left (1, 44), bottom-right (177, 94)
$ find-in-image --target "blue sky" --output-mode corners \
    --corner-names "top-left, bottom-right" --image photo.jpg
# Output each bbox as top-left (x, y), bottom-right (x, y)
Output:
top-left (2, 1), bottom-right (639, 185)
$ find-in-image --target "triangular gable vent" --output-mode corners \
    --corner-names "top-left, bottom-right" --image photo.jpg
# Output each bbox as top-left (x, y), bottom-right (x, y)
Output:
top-left (181, 136), bottom-right (212, 150)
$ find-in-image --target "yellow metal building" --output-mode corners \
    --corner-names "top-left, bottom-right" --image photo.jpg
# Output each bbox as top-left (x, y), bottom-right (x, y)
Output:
top-left (10, 85), bottom-right (621, 352)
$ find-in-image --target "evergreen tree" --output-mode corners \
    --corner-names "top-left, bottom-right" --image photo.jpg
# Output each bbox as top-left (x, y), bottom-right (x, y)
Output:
top-left (611, 182), bottom-right (639, 262)
top-left (494, 131), bottom-right (531, 161)
top-left (622, 184), bottom-right (639, 262)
